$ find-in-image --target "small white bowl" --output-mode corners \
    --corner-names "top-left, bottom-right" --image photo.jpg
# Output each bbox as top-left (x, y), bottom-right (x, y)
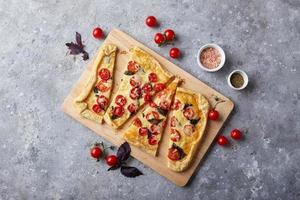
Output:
top-left (197, 43), bottom-right (226, 72)
top-left (227, 70), bottom-right (249, 90)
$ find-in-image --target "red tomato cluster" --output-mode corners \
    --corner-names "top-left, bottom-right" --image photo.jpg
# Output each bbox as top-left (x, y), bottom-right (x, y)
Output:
top-left (90, 144), bottom-right (118, 167)
top-left (145, 16), bottom-right (181, 59)
top-left (216, 129), bottom-right (243, 147)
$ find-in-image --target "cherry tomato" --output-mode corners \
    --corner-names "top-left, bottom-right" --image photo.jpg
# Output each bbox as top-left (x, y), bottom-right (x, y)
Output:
top-left (146, 111), bottom-right (159, 121)
top-left (92, 104), bottom-right (102, 113)
top-left (148, 135), bottom-right (158, 145)
top-left (149, 124), bottom-right (159, 134)
top-left (208, 109), bottom-right (219, 120)
top-left (112, 106), bottom-right (125, 117)
top-left (127, 61), bottom-right (139, 73)
top-left (154, 33), bottom-right (165, 45)
top-left (183, 124), bottom-right (195, 136)
top-left (159, 100), bottom-right (170, 110)
top-left (97, 95), bottom-right (109, 109)
top-left (93, 27), bottom-right (103, 39)
top-left (164, 29), bottom-right (175, 41)
top-left (217, 135), bottom-right (229, 146)
top-left (99, 68), bottom-right (111, 82)
top-left (96, 82), bottom-right (110, 92)
top-left (169, 47), bottom-right (181, 59)
top-left (231, 129), bottom-right (242, 140)
top-left (130, 77), bottom-right (141, 87)
top-left (142, 83), bottom-right (152, 93)
top-left (148, 73), bottom-right (158, 82)
top-left (130, 87), bottom-right (141, 100)
top-left (133, 118), bottom-right (142, 127)
top-left (90, 146), bottom-right (102, 159)
top-left (149, 101), bottom-right (157, 108)
top-left (183, 107), bottom-right (195, 120)
top-left (105, 155), bottom-right (118, 166)
top-left (115, 95), bottom-right (127, 106)
top-left (170, 129), bottom-right (181, 142)
top-left (154, 83), bottom-right (166, 92)
top-left (127, 103), bottom-right (137, 114)
top-left (143, 93), bottom-right (152, 103)
top-left (171, 99), bottom-right (181, 110)
top-left (168, 148), bottom-right (181, 161)
top-left (145, 16), bottom-right (157, 27)
top-left (139, 127), bottom-right (149, 136)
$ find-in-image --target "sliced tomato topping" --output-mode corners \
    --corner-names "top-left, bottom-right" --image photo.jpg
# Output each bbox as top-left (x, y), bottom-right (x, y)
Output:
top-left (171, 99), bottom-right (181, 110)
top-left (133, 118), bottom-right (142, 127)
top-left (149, 101), bottom-right (157, 108)
top-left (162, 119), bottom-right (167, 128)
top-left (92, 104), bottom-right (102, 114)
top-left (170, 129), bottom-right (181, 142)
top-left (183, 107), bottom-right (195, 120)
top-left (142, 83), bottom-right (152, 93)
top-left (168, 148), bottom-right (181, 161)
top-left (139, 127), bottom-right (149, 136)
top-left (156, 90), bottom-right (167, 98)
top-left (112, 106), bottom-right (125, 117)
top-left (183, 124), bottom-right (195, 136)
top-left (159, 100), bottom-right (170, 110)
top-left (129, 76), bottom-right (141, 87)
top-left (96, 95), bottom-right (109, 109)
top-left (115, 95), bottom-right (127, 106)
top-left (148, 135), bottom-right (158, 145)
top-left (130, 87), bottom-right (141, 100)
top-left (143, 93), bottom-right (152, 103)
top-left (148, 73), bottom-right (158, 82)
top-left (170, 116), bottom-right (178, 127)
top-left (145, 111), bottom-right (159, 121)
top-left (99, 68), bottom-right (111, 82)
top-left (127, 103), bottom-right (137, 114)
top-left (154, 83), bottom-right (166, 92)
top-left (96, 82), bottom-right (110, 93)
top-left (127, 61), bottom-right (139, 73)
top-left (149, 124), bottom-right (159, 135)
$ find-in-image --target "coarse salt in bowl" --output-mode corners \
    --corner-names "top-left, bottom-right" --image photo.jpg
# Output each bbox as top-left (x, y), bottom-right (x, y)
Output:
top-left (197, 43), bottom-right (226, 72)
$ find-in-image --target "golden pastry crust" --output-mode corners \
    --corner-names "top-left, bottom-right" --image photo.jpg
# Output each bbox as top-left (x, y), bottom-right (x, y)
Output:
top-left (74, 44), bottom-right (117, 123)
top-left (104, 46), bottom-right (173, 129)
top-left (167, 87), bottom-right (209, 172)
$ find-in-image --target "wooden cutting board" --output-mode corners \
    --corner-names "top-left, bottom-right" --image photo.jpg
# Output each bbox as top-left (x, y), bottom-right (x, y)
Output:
top-left (61, 29), bottom-right (234, 186)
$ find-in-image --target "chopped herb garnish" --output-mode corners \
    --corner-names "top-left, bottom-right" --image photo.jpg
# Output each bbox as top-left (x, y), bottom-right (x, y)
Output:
top-left (124, 71), bottom-right (135, 76)
top-left (172, 143), bottom-right (186, 159)
top-left (183, 103), bottom-right (193, 110)
top-left (148, 118), bottom-right (163, 125)
top-left (190, 118), bottom-right (200, 125)
top-left (157, 107), bottom-right (168, 116)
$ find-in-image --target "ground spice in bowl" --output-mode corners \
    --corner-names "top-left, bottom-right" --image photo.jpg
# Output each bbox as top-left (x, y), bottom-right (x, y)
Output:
top-left (200, 47), bottom-right (221, 69)
top-left (230, 72), bottom-right (244, 88)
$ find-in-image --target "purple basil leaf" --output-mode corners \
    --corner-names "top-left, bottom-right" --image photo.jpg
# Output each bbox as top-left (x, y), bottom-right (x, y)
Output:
top-left (117, 142), bottom-right (131, 162)
top-left (120, 166), bottom-right (143, 178)
top-left (75, 32), bottom-right (83, 47)
top-left (107, 164), bottom-right (120, 171)
top-left (65, 42), bottom-right (82, 55)
top-left (82, 51), bottom-right (89, 60)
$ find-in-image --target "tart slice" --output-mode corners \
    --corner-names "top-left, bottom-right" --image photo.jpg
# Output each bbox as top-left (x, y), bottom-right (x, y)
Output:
top-left (103, 47), bottom-right (173, 129)
top-left (167, 87), bottom-right (209, 172)
top-left (123, 78), bottom-right (180, 156)
top-left (75, 44), bottom-right (117, 123)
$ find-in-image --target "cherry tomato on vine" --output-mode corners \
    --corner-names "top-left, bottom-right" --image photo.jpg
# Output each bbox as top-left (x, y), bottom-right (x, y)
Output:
top-left (90, 146), bottom-right (103, 159)
top-left (164, 29), bottom-right (175, 41)
top-left (145, 16), bottom-right (157, 27)
top-left (105, 155), bottom-right (118, 166)
top-left (154, 33), bottom-right (165, 45)
top-left (92, 27), bottom-right (103, 39)
top-left (231, 129), bottom-right (242, 140)
top-left (217, 135), bottom-right (229, 146)
top-left (169, 47), bottom-right (181, 59)
top-left (208, 109), bottom-right (219, 120)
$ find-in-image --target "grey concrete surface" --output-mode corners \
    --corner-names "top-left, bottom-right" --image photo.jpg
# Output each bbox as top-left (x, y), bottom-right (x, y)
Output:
top-left (0, 0), bottom-right (299, 199)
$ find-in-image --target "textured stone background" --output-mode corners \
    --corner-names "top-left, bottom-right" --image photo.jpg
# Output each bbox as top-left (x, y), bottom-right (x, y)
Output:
top-left (0, 0), bottom-right (299, 199)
